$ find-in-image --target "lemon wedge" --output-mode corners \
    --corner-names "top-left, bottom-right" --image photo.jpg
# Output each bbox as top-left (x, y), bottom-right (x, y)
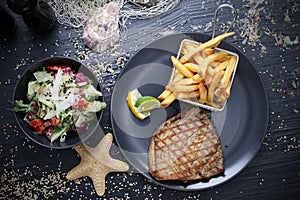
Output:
top-left (127, 89), bottom-right (150, 120)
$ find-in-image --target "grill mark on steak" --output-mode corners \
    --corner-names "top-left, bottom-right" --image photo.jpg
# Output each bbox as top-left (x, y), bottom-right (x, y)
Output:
top-left (149, 107), bottom-right (224, 181)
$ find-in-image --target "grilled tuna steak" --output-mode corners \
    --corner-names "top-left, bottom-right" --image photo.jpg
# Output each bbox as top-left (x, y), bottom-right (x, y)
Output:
top-left (148, 108), bottom-right (224, 181)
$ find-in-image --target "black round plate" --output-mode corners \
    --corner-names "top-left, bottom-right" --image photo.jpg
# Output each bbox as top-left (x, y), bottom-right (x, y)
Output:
top-left (13, 57), bottom-right (104, 149)
top-left (110, 33), bottom-right (269, 190)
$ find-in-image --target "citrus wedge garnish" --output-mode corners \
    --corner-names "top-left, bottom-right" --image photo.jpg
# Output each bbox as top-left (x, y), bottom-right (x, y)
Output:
top-left (127, 89), bottom-right (150, 120)
top-left (135, 96), bottom-right (160, 112)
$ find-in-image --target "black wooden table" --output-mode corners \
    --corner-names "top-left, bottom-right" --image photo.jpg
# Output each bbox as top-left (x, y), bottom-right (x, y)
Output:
top-left (1, 0), bottom-right (299, 199)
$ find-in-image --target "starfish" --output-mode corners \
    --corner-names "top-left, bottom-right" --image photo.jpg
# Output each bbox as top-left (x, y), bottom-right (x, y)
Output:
top-left (67, 133), bottom-right (129, 196)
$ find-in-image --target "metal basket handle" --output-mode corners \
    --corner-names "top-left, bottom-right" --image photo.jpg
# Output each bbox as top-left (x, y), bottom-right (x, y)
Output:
top-left (212, 4), bottom-right (237, 39)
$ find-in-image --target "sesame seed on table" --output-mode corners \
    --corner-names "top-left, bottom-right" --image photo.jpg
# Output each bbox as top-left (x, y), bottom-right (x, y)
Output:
top-left (0, 0), bottom-right (300, 199)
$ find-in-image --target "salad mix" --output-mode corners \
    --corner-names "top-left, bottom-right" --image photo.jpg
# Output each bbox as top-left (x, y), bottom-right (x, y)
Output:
top-left (14, 65), bottom-right (106, 143)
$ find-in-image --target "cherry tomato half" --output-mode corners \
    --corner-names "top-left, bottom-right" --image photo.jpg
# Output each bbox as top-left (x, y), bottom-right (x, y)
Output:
top-left (47, 65), bottom-right (68, 71)
top-left (30, 119), bottom-right (46, 134)
top-left (77, 98), bottom-right (88, 109)
top-left (50, 117), bottom-right (60, 127)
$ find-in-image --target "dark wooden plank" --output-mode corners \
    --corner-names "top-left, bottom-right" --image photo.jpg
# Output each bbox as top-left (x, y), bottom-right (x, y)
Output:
top-left (0, 0), bottom-right (299, 199)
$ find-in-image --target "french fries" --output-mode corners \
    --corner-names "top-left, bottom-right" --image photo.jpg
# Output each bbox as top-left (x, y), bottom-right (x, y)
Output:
top-left (177, 90), bottom-right (200, 99)
top-left (220, 55), bottom-right (237, 88)
top-left (169, 84), bottom-right (199, 93)
top-left (160, 92), bottom-right (176, 108)
top-left (192, 74), bottom-right (203, 82)
top-left (157, 32), bottom-right (238, 110)
top-left (181, 41), bottom-right (198, 55)
top-left (158, 89), bottom-right (172, 100)
top-left (207, 72), bottom-right (222, 103)
top-left (171, 56), bottom-right (194, 78)
top-left (179, 32), bottom-right (235, 63)
top-left (184, 63), bottom-right (199, 73)
top-left (174, 77), bottom-right (198, 85)
top-left (198, 82), bottom-right (207, 104)
top-left (172, 70), bottom-right (185, 83)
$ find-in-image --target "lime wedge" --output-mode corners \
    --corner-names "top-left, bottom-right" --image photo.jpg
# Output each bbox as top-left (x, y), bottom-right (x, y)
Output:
top-left (135, 96), bottom-right (160, 112)
top-left (127, 89), bottom-right (150, 120)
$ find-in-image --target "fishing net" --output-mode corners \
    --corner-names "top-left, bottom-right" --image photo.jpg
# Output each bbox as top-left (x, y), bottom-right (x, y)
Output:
top-left (48, 0), bottom-right (181, 29)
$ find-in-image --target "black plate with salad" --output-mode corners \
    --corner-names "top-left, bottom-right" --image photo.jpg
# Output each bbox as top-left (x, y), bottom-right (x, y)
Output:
top-left (13, 57), bottom-right (106, 149)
